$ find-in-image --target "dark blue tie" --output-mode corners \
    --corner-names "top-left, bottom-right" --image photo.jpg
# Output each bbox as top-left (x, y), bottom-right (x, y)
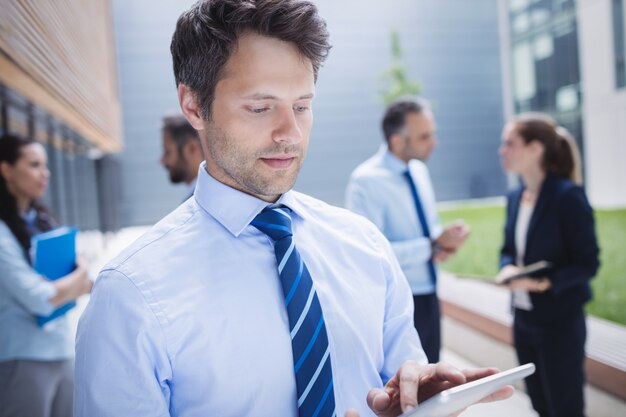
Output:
top-left (403, 171), bottom-right (437, 285)
top-left (251, 206), bottom-right (335, 417)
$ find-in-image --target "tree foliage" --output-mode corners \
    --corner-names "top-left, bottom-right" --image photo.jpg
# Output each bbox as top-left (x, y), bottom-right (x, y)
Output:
top-left (380, 30), bottom-right (421, 104)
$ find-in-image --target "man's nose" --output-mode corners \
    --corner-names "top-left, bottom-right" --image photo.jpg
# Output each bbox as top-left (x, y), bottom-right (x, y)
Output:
top-left (273, 108), bottom-right (303, 145)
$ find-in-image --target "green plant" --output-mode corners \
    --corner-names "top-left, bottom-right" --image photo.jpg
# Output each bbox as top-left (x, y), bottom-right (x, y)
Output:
top-left (380, 30), bottom-right (421, 104)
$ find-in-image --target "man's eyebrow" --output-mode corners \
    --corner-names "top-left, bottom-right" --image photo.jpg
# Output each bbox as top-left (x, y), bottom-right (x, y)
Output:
top-left (243, 93), bottom-right (315, 100)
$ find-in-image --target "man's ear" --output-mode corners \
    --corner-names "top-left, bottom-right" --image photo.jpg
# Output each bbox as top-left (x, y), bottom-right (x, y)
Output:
top-left (178, 84), bottom-right (205, 131)
top-left (388, 133), bottom-right (402, 154)
top-left (0, 161), bottom-right (13, 182)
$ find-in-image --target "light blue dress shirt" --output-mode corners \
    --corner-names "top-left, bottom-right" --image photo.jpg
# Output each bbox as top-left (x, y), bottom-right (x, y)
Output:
top-left (345, 145), bottom-right (443, 295)
top-left (183, 177), bottom-right (197, 201)
top-left (0, 220), bottom-right (73, 361)
top-left (75, 162), bottom-right (426, 417)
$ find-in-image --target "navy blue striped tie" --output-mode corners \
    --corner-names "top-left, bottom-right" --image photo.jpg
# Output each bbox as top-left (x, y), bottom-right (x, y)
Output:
top-left (251, 205), bottom-right (335, 417)
top-left (404, 170), bottom-right (437, 285)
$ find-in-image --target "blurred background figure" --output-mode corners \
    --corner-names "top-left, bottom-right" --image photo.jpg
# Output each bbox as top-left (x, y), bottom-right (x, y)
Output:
top-left (0, 133), bottom-right (92, 417)
top-left (345, 97), bottom-right (469, 363)
top-left (160, 114), bottom-right (203, 201)
top-left (496, 113), bottom-right (600, 417)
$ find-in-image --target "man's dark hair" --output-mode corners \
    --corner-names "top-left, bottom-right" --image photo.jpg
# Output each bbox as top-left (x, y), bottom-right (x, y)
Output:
top-left (171, 0), bottom-right (331, 120)
top-left (162, 114), bottom-right (200, 150)
top-left (382, 97), bottom-right (431, 143)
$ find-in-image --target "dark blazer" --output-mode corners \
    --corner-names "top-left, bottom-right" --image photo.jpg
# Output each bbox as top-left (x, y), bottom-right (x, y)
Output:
top-left (500, 172), bottom-right (600, 325)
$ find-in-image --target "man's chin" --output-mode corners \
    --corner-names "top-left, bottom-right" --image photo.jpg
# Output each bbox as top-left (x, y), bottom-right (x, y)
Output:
top-left (252, 177), bottom-right (297, 199)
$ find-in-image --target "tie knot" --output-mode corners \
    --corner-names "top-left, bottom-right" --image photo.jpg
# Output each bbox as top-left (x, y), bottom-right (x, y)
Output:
top-left (251, 205), bottom-right (293, 241)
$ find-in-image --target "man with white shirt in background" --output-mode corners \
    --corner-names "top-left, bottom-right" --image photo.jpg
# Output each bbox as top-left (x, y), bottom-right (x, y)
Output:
top-left (160, 113), bottom-right (203, 200)
top-left (346, 97), bottom-right (470, 363)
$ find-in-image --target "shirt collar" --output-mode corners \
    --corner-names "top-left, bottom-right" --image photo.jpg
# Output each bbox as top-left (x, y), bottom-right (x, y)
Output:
top-left (185, 177), bottom-right (198, 199)
top-left (193, 162), bottom-right (304, 237)
top-left (378, 143), bottom-right (409, 174)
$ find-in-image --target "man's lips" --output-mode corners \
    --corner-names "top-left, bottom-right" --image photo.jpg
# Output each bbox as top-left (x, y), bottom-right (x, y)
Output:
top-left (260, 155), bottom-right (296, 169)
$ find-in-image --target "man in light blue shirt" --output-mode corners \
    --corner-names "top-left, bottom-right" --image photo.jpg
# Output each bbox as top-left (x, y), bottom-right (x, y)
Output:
top-left (345, 98), bottom-right (469, 363)
top-left (75, 2), bottom-right (510, 417)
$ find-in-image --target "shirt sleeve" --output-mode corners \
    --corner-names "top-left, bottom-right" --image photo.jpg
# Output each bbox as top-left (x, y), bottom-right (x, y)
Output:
top-left (375, 231), bottom-right (428, 383)
top-left (345, 176), bottom-right (433, 268)
top-left (74, 268), bottom-right (172, 417)
top-left (0, 221), bottom-right (56, 316)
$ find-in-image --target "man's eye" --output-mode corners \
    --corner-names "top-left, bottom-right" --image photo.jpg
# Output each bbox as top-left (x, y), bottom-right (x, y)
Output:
top-left (250, 107), bottom-right (269, 114)
top-left (294, 105), bottom-right (309, 113)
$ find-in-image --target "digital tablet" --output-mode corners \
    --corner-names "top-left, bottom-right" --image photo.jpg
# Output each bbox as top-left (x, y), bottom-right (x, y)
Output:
top-left (500, 261), bottom-right (552, 284)
top-left (398, 363), bottom-right (535, 417)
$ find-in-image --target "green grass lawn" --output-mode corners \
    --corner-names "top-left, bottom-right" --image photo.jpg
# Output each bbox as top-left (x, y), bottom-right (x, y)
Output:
top-left (438, 204), bottom-right (626, 326)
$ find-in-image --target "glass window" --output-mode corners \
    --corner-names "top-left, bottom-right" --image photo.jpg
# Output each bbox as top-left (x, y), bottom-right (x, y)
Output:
top-left (513, 41), bottom-right (537, 101)
top-left (534, 33), bottom-right (554, 60)
top-left (513, 12), bottom-right (530, 34)
top-left (613, 0), bottom-right (626, 88)
top-left (556, 84), bottom-right (579, 112)
top-left (530, 8), bottom-right (550, 27)
top-left (510, 0), bottom-right (531, 13)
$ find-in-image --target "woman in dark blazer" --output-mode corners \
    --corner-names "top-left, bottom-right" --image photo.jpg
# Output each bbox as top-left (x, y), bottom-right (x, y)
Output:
top-left (496, 113), bottom-right (599, 417)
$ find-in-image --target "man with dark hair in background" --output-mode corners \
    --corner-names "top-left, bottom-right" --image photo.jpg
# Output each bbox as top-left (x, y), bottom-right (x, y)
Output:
top-left (160, 114), bottom-right (204, 200)
top-left (346, 97), bottom-right (470, 363)
top-left (75, 2), bottom-right (509, 417)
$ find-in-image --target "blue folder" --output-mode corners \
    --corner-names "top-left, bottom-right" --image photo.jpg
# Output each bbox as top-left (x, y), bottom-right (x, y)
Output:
top-left (30, 226), bottom-right (78, 327)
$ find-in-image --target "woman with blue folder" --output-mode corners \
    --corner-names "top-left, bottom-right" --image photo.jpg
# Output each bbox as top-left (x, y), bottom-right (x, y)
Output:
top-left (496, 114), bottom-right (600, 417)
top-left (0, 133), bottom-right (92, 417)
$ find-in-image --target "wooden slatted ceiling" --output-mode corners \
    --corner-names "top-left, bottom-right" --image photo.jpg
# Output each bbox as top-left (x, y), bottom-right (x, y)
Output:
top-left (0, 0), bottom-right (122, 152)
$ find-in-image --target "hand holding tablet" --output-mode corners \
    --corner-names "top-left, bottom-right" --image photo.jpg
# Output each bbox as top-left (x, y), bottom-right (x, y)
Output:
top-left (498, 261), bottom-right (552, 284)
top-left (397, 363), bottom-right (535, 417)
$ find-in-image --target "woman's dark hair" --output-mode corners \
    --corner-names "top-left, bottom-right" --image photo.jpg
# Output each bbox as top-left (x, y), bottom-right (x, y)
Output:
top-left (171, 0), bottom-right (331, 120)
top-left (512, 112), bottom-right (583, 184)
top-left (0, 133), bottom-right (57, 260)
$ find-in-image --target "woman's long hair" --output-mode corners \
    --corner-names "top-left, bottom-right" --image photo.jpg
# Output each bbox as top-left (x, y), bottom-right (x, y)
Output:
top-left (0, 133), bottom-right (57, 260)
top-left (512, 112), bottom-right (583, 185)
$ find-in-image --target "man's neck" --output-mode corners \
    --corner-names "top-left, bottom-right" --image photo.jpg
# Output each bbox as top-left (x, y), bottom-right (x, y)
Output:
top-left (388, 147), bottom-right (409, 165)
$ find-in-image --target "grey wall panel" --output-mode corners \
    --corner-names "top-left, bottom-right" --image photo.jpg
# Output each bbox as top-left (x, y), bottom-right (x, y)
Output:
top-left (113, 0), bottom-right (194, 227)
top-left (114, 0), bottom-right (507, 226)
top-left (301, 0), bottom-right (507, 204)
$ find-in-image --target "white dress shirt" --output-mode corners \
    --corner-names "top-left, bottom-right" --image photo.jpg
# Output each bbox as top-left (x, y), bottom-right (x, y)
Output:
top-left (513, 203), bottom-right (534, 310)
top-left (75, 162), bottom-right (425, 417)
top-left (345, 145), bottom-right (443, 295)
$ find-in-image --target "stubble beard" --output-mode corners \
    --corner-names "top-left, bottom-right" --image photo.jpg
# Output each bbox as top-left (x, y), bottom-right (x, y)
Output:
top-left (206, 125), bottom-right (306, 199)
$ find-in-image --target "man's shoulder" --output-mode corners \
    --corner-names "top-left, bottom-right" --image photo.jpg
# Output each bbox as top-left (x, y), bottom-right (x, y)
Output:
top-left (290, 191), bottom-right (387, 242)
top-left (349, 153), bottom-right (394, 182)
top-left (102, 200), bottom-right (200, 273)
